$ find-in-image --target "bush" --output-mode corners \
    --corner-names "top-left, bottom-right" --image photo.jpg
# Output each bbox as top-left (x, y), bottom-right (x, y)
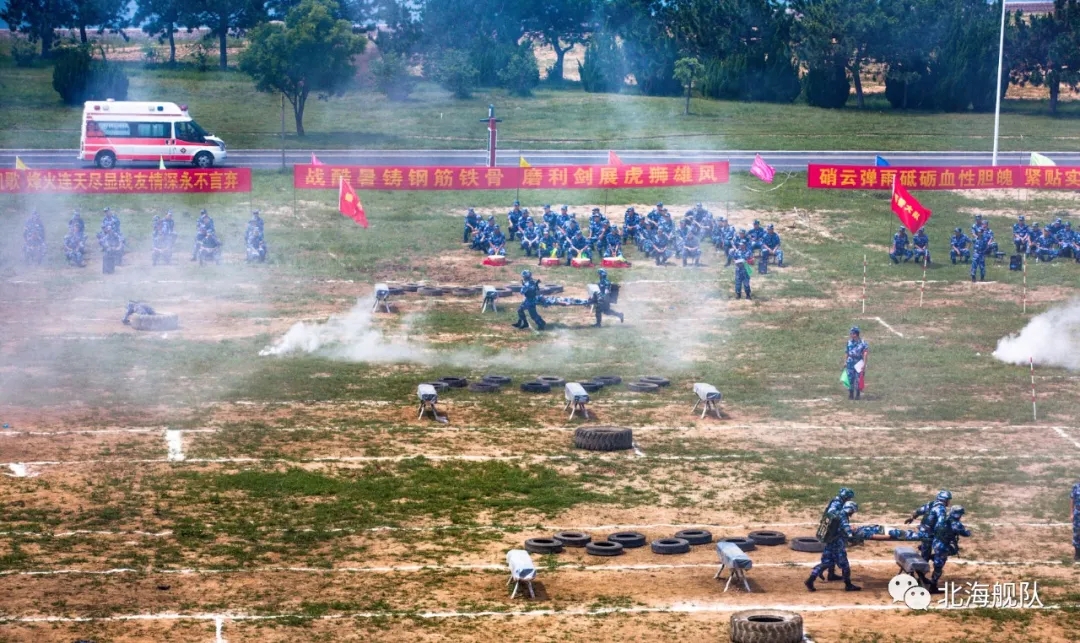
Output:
top-left (804, 62), bottom-right (850, 109)
top-left (497, 41), bottom-right (540, 97)
top-left (701, 48), bottom-right (799, 104)
top-left (370, 52), bottom-right (417, 101)
top-left (12, 37), bottom-right (39, 67)
top-left (468, 38), bottom-right (515, 87)
top-left (700, 55), bottom-right (747, 101)
top-left (430, 49), bottom-right (479, 99)
top-left (579, 33), bottom-right (624, 93)
top-left (188, 37), bottom-right (214, 72)
top-left (884, 62), bottom-right (933, 110)
top-left (51, 44), bottom-right (129, 105)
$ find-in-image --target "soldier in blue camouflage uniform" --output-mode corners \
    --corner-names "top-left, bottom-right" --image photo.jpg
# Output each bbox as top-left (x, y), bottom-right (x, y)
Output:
top-left (912, 227), bottom-right (931, 264)
top-left (63, 223), bottom-right (86, 267)
top-left (122, 301), bottom-right (155, 325)
top-left (70, 210), bottom-right (85, 238)
top-left (949, 228), bottom-right (971, 264)
top-left (1012, 215), bottom-right (1031, 254)
top-left (507, 201), bottom-right (526, 241)
top-left (761, 224), bottom-right (784, 268)
top-left (1034, 227), bottom-right (1058, 262)
top-left (593, 268), bottom-right (624, 326)
top-left (1058, 222), bottom-right (1079, 261)
top-left (567, 231), bottom-right (591, 265)
top-left (970, 230), bottom-right (988, 282)
top-left (890, 227), bottom-right (913, 264)
top-left (732, 241), bottom-right (752, 299)
top-left (843, 327), bottom-right (868, 400)
top-left (1071, 479), bottom-right (1080, 562)
top-left (1048, 216), bottom-right (1065, 236)
top-left (538, 227), bottom-right (559, 263)
top-left (682, 229), bottom-right (701, 266)
top-left (889, 490), bottom-right (951, 564)
top-left (191, 209), bottom-right (214, 261)
top-left (512, 270), bottom-right (545, 330)
top-left (653, 229), bottom-right (673, 266)
top-left (623, 207), bottom-right (641, 246)
top-left (806, 500), bottom-right (862, 592)
top-left (463, 207), bottom-right (480, 244)
top-left (817, 487), bottom-right (855, 582)
top-left (927, 506), bottom-right (971, 593)
top-left (520, 221), bottom-right (540, 257)
top-left (604, 226), bottom-right (623, 258)
top-left (748, 220), bottom-right (766, 255)
top-left (487, 226), bottom-right (507, 256)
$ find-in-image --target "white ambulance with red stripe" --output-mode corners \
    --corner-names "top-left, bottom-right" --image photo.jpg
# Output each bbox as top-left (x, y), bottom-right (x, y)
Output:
top-left (79, 100), bottom-right (227, 169)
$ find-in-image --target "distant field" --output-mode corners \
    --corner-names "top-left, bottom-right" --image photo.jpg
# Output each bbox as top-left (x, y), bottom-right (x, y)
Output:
top-left (2, 54), bottom-right (1080, 151)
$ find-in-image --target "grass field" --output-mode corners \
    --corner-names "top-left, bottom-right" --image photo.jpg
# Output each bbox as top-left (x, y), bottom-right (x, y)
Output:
top-left (1, 172), bottom-right (1080, 642)
top-left (2, 51), bottom-right (1080, 152)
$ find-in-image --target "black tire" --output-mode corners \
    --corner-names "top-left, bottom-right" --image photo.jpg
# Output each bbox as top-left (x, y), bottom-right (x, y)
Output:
top-left (608, 531), bottom-right (647, 548)
top-left (506, 284), bottom-right (523, 293)
top-left (720, 537), bottom-right (757, 552)
top-left (553, 531), bottom-right (591, 547)
top-left (95, 150), bottom-right (116, 169)
top-left (748, 530), bottom-right (787, 546)
top-left (626, 381), bottom-right (660, 392)
top-left (546, 284), bottom-right (564, 294)
top-left (452, 288), bottom-right (475, 297)
top-left (520, 381), bottom-right (551, 393)
top-left (387, 287), bottom-right (405, 296)
top-left (650, 538), bottom-right (691, 555)
top-left (729, 610), bottom-right (803, 643)
top-left (131, 313), bottom-right (179, 331)
top-left (421, 381), bottom-right (448, 392)
top-left (537, 375), bottom-right (566, 387)
top-left (790, 536), bottom-right (825, 553)
top-left (573, 426), bottom-right (633, 452)
top-left (402, 283), bottom-right (420, 292)
top-left (674, 529), bottom-right (713, 545)
top-left (193, 151), bottom-right (214, 168)
top-left (482, 375), bottom-right (512, 386)
top-left (538, 286), bottom-right (556, 296)
top-left (494, 288), bottom-right (513, 298)
top-left (439, 377), bottom-right (468, 388)
top-left (468, 382), bottom-right (499, 393)
top-left (579, 381), bottom-right (603, 393)
top-left (639, 376), bottom-right (671, 387)
top-left (417, 287), bottom-right (444, 296)
top-left (593, 376), bottom-right (622, 386)
top-left (585, 541), bottom-right (624, 557)
top-left (524, 538), bottom-right (564, 555)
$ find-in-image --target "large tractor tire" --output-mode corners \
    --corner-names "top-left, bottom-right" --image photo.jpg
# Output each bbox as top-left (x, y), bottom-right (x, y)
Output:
top-left (729, 610), bottom-right (803, 643)
top-left (573, 426), bottom-right (633, 452)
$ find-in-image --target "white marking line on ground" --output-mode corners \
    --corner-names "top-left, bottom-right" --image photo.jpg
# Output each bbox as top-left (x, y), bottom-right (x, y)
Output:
top-left (4, 464), bottom-right (32, 478)
top-left (165, 430), bottom-right (185, 462)
top-left (2, 520), bottom-right (1066, 540)
top-left (871, 317), bottom-right (904, 338)
top-left (0, 428), bottom-right (215, 437)
top-left (215, 615), bottom-right (226, 643)
top-left (0, 558), bottom-right (1062, 578)
top-left (1051, 427), bottom-right (1080, 450)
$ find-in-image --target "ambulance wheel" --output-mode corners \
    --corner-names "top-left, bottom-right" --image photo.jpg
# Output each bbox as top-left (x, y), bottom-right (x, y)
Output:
top-left (193, 152), bottom-right (214, 168)
top-left (95, 151), bottom-right (117, 169)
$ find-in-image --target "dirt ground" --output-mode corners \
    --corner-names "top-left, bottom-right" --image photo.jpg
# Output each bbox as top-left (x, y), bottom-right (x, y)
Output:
top-left (2, 200), bottom-right (1080, 643)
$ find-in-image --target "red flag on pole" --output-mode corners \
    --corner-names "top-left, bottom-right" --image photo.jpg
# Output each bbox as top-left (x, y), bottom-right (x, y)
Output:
top-left (890, 177), bottom-right (932, 234)
top-left (608, 150), bottom-right (624, 166)
top-left (749, 154), bottom-right (775, 183)
top-left (339, 177), bottom-right (368, 228)
top-left (311, 153), bottom-right (324, 166)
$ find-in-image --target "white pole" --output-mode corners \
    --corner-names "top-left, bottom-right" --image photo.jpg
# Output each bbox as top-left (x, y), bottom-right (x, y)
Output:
top-left (992, 0), bottom-right (1007, 166)
top-left (861, 254), bottom-right (867, 314)
top-left (1030, 356), bottom-right (1037, 421)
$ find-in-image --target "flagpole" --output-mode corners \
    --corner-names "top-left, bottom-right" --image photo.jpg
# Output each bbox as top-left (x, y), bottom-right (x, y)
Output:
top-left (991, 0), bottom-right (1007, 166)
top-left (1022, 252), bottom-right (1028, 313)
top-left (515, 148), bottom-right (521, 204)
top-left (862, 254), bottom-right (867, 314)
top-left (919, 255), bottom-right (928, 307)
top-left (1030, 356), bottom-right (1037, 421)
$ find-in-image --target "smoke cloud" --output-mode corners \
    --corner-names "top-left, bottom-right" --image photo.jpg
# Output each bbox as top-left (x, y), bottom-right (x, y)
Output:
top-left (993, 299), bottom-right (1080, 370)
top-left (259, 299), bottom-right (429, 362)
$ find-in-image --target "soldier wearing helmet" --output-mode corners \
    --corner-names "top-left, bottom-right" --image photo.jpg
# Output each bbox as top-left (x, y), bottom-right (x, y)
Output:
top-left (844, 327), bottom-right (868, 400)
top-left (950, 227), bottom-right (971, 264)
top-left (512, 270), bottom-right (545, 331)
top-left (816, 487), bottom-right (856, 582)
top-left (592, 268), bottom-right (624, 327)
top-left (807, 495), bottom-right (861, 593)
top-left (928, 505), bottom-right (971, 593)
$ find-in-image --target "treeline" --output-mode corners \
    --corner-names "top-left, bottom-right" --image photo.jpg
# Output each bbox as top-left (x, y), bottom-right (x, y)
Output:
top-left (4, 0), bottom-right (1080, 113)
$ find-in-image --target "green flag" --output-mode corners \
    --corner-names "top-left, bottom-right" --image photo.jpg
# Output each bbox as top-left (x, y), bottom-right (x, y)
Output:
top-left (840, 369), bottom-right (851, 389)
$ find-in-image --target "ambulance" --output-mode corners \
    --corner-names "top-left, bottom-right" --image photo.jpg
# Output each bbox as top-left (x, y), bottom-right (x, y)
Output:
top-left (79, 100), bottom-right (227, 169)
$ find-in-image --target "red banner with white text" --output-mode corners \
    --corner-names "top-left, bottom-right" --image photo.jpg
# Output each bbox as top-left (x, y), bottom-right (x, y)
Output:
top-left (294, 162), bottom-right (729, 191)
top-left (808, 164), bottom-right (1080, 191)
top-left (0, 168), bottom-right (252, 194)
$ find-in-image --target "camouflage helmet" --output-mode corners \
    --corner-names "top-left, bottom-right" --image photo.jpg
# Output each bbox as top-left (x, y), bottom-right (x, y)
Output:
top-left (850, 327), bottom-right (860, 336)
top-left (949, 506), bottom-right (965, 519)
top-left (842, 501), bottom-right (858, 514)
top-left (839, 487), bottom-right (855, 501)
top-left (521, 269), bottom-right (532, 280)
top-left (597, 268), bottom-right (607, 278)
top-left (936, 490), bottom-right (952, 502)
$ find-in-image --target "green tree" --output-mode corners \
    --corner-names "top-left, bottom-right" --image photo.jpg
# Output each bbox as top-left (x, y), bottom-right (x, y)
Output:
top-left (1, 0), bottom-right (70, 55)
top-left (498, 40), bottom-right (541, 96)
top-left (239, 0), bottom-right (366, 135)
top-left (134, 0), bottom-right (194, 64)
top-left (790, 0), bottom-right (885, 109)
top-left (578, 31), bottom-right (624, 93)
top-left (429, 48), bottom-right (479, 98)
top-left (523, 0), bottom-right (595, 83)
top-left (673, 56), bottom-right (703, 115)
top-left (1010, 0), bottom-right (1080, 114)
top-left (192, 0), bottom-right (268, 69)
top-left (69, 0), bottom-right (128, 43)
top-left (369, 51), bottom-right (416, 100)
top-left (52, 43), bottom-right (129, 104)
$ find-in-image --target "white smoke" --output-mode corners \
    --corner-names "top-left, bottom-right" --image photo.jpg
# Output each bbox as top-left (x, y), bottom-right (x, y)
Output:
top-left (993, 299), bottom-right (1080, 370)
top-left (259, 299), bottom-right (428, 362)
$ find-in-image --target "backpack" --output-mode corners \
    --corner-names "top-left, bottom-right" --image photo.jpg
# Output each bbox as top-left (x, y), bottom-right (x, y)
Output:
top-left (1009, 255), bottom-right (1022, 271)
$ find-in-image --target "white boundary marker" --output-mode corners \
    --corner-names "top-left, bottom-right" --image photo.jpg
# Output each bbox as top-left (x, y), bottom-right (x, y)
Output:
top-left (1052, 427), bottom-right (1080, 450)
top-left (165, 430), bottom-right (185, 462)
top-left (870, 317), bottom-right (904, 338)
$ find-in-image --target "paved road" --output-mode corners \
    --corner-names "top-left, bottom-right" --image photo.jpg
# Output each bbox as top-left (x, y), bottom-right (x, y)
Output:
top-left (3, 149), bottom-right (1080, 171)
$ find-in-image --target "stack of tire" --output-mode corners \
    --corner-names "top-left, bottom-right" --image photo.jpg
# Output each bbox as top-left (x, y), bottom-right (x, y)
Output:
top-left (520, 375), bottom-right (623, 395)
top-left (420, 375), bottom-right (514, 394)
top-left (522, 528), bottom-right (716, 558)
top-left (714, 531), bottom-right (788, 553)
top-left (626, 376), bottom-right (670, 393)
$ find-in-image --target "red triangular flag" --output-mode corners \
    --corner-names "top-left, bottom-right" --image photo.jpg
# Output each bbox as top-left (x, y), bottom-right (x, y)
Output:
top-left (608, 150), bottom-right (624, 166)
top-left (890, 177), bottom-right (931, 234)
top-left (749, 154), bottom-right (775, 183)
top-left (311, 153), bottom-right (324, 166)
top-left (339, 177), bottom-right (368, 228)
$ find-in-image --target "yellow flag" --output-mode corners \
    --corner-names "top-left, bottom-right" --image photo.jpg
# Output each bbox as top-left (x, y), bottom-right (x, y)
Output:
top-left (519, 156), bottom-right (531, 168)
top-left (1030, 152), bottom-right (1055, 167)
top-left (15, 156), bottom-right (28, 170)
top-left (159, 156), bottom-right (166, 170)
